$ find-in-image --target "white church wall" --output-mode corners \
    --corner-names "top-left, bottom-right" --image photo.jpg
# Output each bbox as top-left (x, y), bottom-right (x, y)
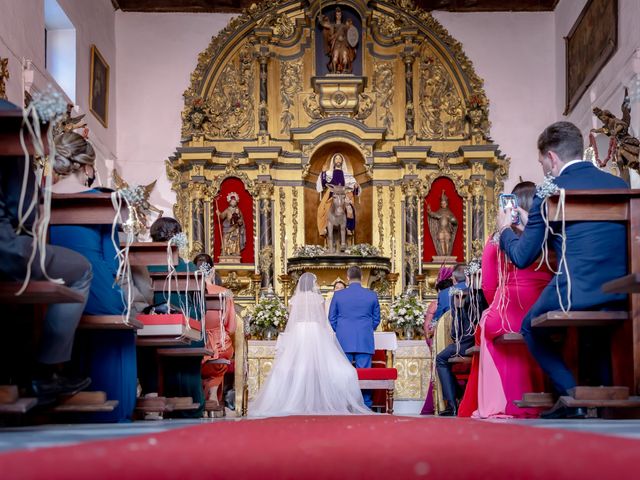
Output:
top-left (114, 11), bottom-right (234, 213)
top-left (0, 0), bottom-right (117, 180)
top-left (554, 0), bottom-right (640, 187)
top-left (433, 11), bottom-right (556, 191)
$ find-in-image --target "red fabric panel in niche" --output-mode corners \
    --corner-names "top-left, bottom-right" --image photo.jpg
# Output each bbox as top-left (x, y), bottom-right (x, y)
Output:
top-left (423, 177), bottom-right (464, 262)
top-left (212, 177), bottom-right (254, 264)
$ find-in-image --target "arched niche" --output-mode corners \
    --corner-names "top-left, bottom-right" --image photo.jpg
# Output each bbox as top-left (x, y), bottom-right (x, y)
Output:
top-left (315, 4), bottom-right (363, 76)
top-left (212, 177), bottom-right (255, 264)
top-left (304, 142), bottom-right (372, 246)
top-left (423, 176), bottom-right (465, 262)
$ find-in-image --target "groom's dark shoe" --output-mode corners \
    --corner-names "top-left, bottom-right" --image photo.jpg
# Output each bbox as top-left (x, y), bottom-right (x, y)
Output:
top-left (540, 401), bottom-right (586, 420)
top-left (439, 406), bottom-right (458, 417)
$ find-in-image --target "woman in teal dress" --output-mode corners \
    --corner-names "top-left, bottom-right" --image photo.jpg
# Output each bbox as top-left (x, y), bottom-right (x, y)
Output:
top-left (48, 133), bottom-right (137, 423)
top-left (141, 217), bottom-right (205, 418)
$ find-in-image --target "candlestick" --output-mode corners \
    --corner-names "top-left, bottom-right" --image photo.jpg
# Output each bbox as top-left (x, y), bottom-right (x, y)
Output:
top-left (284, 234), bottom-right (288, 273)
top-left (254, 233), bottom-right (259, 273)
top-left (391, 237), bottom-right (396, 272)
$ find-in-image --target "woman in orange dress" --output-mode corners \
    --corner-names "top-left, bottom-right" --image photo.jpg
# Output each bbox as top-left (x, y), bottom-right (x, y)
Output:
top-left (194, 254), bottom-right (237, 405)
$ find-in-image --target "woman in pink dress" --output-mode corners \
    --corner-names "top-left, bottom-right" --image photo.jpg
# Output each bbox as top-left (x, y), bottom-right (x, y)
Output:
top-left (470, 182), bottom-right (553, 418)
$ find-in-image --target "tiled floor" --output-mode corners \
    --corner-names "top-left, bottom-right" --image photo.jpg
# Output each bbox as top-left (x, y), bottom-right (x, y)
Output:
top-left (0, 418), bottom-right (230, 453)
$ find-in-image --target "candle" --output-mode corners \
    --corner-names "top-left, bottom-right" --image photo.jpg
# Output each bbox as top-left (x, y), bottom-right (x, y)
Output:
top-left (254, 232), bottom-right (259, 273)
top-left (284, 234), bottom-right (288, 273)
top-left (391, 237), bottom-right (396, 273)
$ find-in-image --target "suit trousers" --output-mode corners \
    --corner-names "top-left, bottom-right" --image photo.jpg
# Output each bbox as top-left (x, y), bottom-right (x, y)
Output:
top-left (521, 301), bottom-right (617, 396)
top-left (436, 338), bottom-right (474, 409)
top-left (6, 237), bottom-right (93, 364)
top-left (345, 352), bottom-right (372, 408)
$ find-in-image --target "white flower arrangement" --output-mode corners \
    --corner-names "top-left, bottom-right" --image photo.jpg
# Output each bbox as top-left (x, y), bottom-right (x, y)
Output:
top-left (535, 174), bottom-right (560, 199)
top-left (388, 293), bottom-right (427, 333)
top-left (292, 243), bottom-right (380, 258)
top-left (32, 85), bottom-right (67, 123)
top-left (247, 294), bottom-right (288, 337)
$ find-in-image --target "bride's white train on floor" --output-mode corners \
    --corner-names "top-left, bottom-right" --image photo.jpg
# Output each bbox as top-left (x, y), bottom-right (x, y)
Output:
top-left (249, 274), bottom-right (372, 417)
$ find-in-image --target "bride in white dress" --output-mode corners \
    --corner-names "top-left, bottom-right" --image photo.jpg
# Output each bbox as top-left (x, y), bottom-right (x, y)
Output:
top-left (249, 273), bottom-right (372, 416)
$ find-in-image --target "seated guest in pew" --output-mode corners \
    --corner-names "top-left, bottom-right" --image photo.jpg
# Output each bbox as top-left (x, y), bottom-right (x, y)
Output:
top-left (435, 277), bottom-right (476, 416)
top-left (459, 182), bottom-right (551, 419)
top-left (140, 217), bottom-right (204, 418)
top-left (432, 264), bottom-right (466, 323)
top-left (497, 122), bottom-right (628, 419)
top-left (0, 100), bottom-right (92, 403)
top-left (193, 254), bottom-right (236, 408)
top-left (420, 268), bottom-right (454, 415)
top-left (48, 132), bottom-right (137, 422)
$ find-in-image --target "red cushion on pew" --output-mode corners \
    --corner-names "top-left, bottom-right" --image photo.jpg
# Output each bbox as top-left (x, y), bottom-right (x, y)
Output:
top-left (356, 368), bottom-right (398, 381)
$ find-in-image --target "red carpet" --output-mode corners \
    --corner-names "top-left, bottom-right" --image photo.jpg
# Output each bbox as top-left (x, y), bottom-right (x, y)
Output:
top-left (1, 416), bottom-right (638, 479)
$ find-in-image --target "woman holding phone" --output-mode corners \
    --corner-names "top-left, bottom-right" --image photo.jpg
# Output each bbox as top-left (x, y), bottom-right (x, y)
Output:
top-left (459, 181), bottom-right (552, 418)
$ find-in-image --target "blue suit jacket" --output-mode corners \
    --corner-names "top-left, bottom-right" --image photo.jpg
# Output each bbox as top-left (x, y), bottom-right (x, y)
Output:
top-left (329, 282), bottom-right (381, 354)
top-left (433, 280), bottom-right (467, 322)
top-left (500, 162), bottom-right (627, 313)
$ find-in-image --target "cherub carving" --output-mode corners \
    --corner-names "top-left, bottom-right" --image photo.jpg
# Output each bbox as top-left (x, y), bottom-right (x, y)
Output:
top-left (112, 169), bottom-right (163, 236)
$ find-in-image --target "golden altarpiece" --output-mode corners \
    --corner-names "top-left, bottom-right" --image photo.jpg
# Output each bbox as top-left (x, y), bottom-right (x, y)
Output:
top-left (165, 0), bottom-right (510, 414)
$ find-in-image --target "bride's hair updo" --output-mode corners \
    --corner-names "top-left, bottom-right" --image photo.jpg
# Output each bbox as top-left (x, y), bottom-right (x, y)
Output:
top-left (53, 132), bottom-right (96, 176)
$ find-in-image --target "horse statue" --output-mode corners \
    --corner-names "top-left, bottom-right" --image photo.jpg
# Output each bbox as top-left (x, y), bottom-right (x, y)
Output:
top-left (326, 185), bottom-right (351, 253)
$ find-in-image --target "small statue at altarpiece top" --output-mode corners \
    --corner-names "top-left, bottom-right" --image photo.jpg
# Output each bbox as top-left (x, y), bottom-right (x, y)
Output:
top-left (318, 7), bottom-right (359, 74)
top-left (427, 190), bottom-right (458, 259)
top-left (217, 191), bottom-right (246, 259)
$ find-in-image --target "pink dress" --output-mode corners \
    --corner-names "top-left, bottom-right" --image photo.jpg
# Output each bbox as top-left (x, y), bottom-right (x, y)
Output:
top-left (472, 236), bottom-right (552, 418)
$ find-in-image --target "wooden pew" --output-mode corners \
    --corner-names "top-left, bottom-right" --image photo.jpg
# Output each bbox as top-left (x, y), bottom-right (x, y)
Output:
top-left (50, 192), bottom-right (127, 225)
top-left (0, 281), bottom-right (85, 304)
top-left (0, 108), bottom-right (49, 156)
top-left (128, 242), bottom-right (178, 267)
top-left (79, 315), bottom-right (144, 330)
top-left (494, 333), bottom-right (525, 344)
top-left (149, 271), bottom-right (204, 293)
top-left (535, 189), bottom-right (640, 409)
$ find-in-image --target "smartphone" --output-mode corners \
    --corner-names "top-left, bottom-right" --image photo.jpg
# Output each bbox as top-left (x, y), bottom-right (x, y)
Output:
top-left (499, 194), bottom-right (520, 225)
top-left (499, 193), bottom-right (518, 211)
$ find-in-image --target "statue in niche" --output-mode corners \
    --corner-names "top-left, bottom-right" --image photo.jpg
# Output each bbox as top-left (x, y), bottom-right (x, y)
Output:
top-left (316, 153), bottom-right (360, 241)
top-left (318, 7), bottom-right (359, 74)
top-left (217, 191), bottom-right (246, 259)
top-left (427, 190), bottom-right (458, 258)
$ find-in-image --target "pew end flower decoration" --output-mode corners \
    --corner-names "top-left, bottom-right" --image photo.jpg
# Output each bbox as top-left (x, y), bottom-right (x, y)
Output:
top-left (112, 169), bottom-right (164, 237)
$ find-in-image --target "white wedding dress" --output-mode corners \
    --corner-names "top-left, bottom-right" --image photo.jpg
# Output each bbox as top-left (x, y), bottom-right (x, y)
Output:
top-left (249, 273), bottom-right (372, 417)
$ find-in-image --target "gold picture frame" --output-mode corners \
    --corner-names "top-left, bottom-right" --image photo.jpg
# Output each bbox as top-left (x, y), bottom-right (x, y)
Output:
top-left (564, 0), bottom-right (618, 115)
top-left (89, 45), bottom-right (109, 128)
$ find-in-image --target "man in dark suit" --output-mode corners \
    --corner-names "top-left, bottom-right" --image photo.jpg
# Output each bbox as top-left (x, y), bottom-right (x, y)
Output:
top-left (329, 265), bottom-right (381, 408)
top-left (498, 121), bottom-right (628, 419)
top-left (435, 284), bottom-right (478, 416)
top-left (0, 99), bottom-right (93, 402)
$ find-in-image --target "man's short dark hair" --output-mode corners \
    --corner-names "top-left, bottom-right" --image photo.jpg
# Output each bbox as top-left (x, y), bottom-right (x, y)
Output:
top-left (537, 121), bottom-right (584, 162)
top-left (150, 217), bottom-right (182, 242)
top-left (193, 253), bottom-right (214, 267)
top-left (347, 265), bottom-right (362, 281)
top-left (453, 263), bottom-right (466, 283)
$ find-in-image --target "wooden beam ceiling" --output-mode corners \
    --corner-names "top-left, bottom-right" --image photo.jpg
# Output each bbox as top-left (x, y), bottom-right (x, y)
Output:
top-left (111, 0), bottom-right (559, 14)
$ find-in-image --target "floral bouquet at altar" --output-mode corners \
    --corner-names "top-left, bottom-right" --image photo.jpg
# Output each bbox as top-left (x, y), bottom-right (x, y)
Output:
top-left (246, 293), bottom-right (288, 340)
top-left (292, 243), bottom-right (380, 257)
top-left (388, 293), bottom-right (427, 340)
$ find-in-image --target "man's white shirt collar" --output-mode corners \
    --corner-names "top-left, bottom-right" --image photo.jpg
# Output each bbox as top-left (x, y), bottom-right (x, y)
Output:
top-left (558, 159), bottom-right (584, 176)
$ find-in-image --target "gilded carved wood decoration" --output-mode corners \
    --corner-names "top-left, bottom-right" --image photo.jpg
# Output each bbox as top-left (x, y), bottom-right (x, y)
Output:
top-left (168, 0), bottom-right (510, 302)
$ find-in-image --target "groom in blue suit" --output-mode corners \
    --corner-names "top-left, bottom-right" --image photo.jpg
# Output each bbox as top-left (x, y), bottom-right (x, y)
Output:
top-left (329, 266), bottom-right (381, 408)
top-left (498, 121), bottom-right (628, 419)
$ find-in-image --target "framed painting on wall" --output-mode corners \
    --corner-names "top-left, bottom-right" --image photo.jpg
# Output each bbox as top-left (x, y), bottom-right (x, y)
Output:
top-left (564, 0), bottom-right (617, 115)
top-left (89, 45), bottom-right (109, 127)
